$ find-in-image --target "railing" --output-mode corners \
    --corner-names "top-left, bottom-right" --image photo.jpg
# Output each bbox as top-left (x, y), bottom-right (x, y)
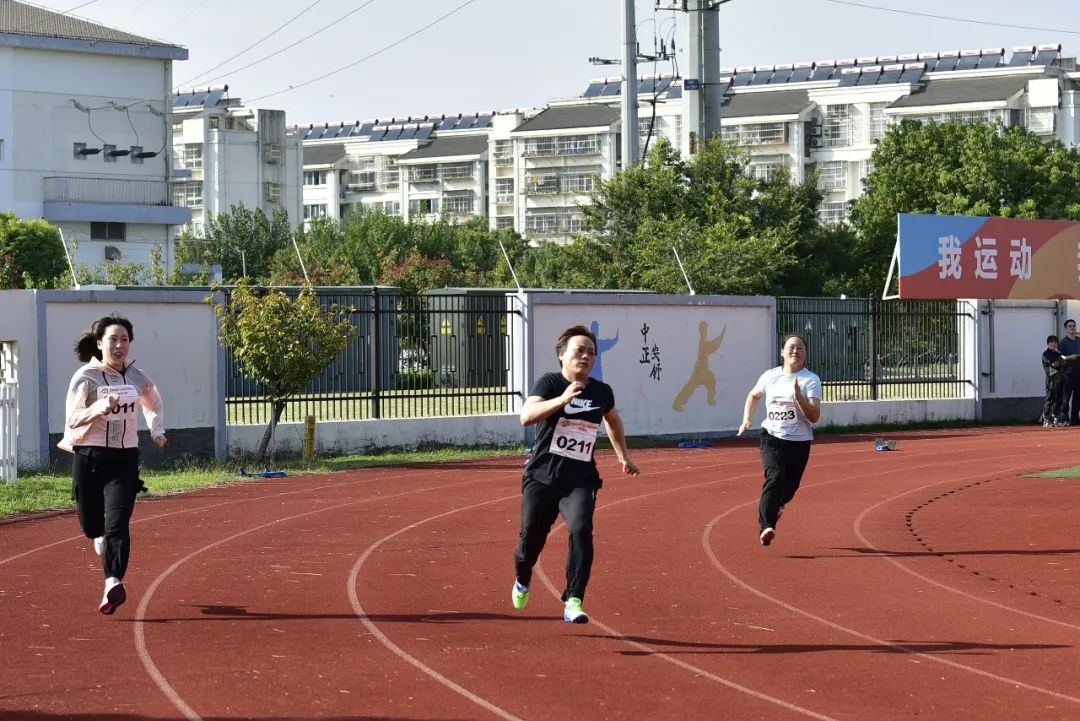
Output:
top-left (44, 176), bottom-right (173, 205)
top-left (223, 288), bottom-right (523, 425)
top-left (777, 297), bottom-right (974, 401)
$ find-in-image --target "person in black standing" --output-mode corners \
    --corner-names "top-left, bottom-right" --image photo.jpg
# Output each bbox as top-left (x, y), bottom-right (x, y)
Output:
top-left (511, 325), bottom-right (639, 624)
top-left (1057, 320), bottom-right (1080, 425)
top-left (1042, 334), bottom-right (1077, 427)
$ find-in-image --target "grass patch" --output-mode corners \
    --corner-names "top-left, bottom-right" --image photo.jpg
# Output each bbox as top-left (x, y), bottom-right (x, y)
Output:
top-left (1026, 465), bottom-right (1080, 479)
top-left (0, 446), bottom-right (526, 518)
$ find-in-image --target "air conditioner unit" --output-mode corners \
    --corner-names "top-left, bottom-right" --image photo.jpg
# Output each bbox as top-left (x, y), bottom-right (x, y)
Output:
top-left (104, 246), bottom-right (122, 261)
top-left (809, 137), bottom-right (823, 148)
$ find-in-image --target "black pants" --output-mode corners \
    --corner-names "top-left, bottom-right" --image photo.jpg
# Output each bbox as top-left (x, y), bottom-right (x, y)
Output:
top-left (514, 477), bottom-right (597, 602)
top-left (1057, 371), bottom-right (1078, 423)
top-left (1046, 376), bottom-right (1065, 423)
top-left (758, 431), bottom-right (811, 531)
top-left (72, 447), bottom-right (141, 580)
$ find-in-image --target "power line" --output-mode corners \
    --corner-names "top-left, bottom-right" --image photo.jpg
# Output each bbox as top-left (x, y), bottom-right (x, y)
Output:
top-left (247, 0), bottom-right (481, 104)
top-left (819, 0), bottom-right (1080, 36)
top-left (176, 0), bottom-right (378, 92)
top-left (9, 0), bottom-right (101, 34)
top-left (176, 0), bottom-right (328, 89)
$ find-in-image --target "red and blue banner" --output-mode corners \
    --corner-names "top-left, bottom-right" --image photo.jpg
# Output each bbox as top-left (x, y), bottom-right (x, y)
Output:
top-left (898, 213), bottom-right (1080, 299)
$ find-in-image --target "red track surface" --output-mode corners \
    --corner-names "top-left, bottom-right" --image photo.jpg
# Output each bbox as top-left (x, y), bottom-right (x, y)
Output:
top-left (2, 426), bottom-right (1079, 720)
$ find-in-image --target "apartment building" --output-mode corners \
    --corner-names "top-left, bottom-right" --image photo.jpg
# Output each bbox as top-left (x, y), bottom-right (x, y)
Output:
top-left (171, 88), bottom-right (303, 233)
top-left (301, 43), bottom-right (1080, 240)
top-left (0, 0), bottom-right (190, 268)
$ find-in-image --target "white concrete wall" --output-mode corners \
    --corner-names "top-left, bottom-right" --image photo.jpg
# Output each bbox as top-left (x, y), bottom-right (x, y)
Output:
top-left (227, 414), bottom-right (523, 456)
top-left (979, 300), bottom-right (1059, 399)
top-left (821, 399), bottom-right (975, 428)
top-left (0, 292), bottom-right (45, 466)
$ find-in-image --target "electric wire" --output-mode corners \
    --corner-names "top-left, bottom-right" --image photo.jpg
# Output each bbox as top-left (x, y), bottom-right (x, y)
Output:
top-left (819, 0), bottom-right (1080, 36)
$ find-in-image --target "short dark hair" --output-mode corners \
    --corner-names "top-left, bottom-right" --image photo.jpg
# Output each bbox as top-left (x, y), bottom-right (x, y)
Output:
top-left (1048, 334), bottom-right (1059, 344)
top-left (1067, 319), bottom-right (1076, 328)
top-left (555, 325), bottom-right (597, 359)
top-left (74, 316), bottom-right (134, 362)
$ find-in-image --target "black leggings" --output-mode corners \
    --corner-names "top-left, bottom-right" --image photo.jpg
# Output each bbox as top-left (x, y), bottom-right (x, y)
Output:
top-left (514, 477), bottom-right (597, 602)
top-left (72, 448), bottom-right (141, 580)
top-left (757, 431), bottom-right (811, 531)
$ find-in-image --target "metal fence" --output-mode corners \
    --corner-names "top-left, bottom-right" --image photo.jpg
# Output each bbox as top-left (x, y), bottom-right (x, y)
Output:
top-left (225, 288), bottom-right (524, 424)
top-left (777, 297), bottom-right (974, 401)
top-left (0, 341), bottom-right (16, 483)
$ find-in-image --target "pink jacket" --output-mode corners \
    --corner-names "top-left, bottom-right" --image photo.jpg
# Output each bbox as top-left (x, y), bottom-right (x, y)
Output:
top-left (58, 359), bottom-right (165, 453)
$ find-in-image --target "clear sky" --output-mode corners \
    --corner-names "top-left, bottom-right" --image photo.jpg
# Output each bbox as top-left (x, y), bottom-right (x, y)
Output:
top-left (31, 0), bottom-right (1080, 127)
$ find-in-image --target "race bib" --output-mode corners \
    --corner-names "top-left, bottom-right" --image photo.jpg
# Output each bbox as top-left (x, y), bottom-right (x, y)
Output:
top-left (98, 384), bottom-right (139, 422)
top-left (765, 398), bottom-right (798, 432)
top-left (550, 418), bottom-right (600, 462)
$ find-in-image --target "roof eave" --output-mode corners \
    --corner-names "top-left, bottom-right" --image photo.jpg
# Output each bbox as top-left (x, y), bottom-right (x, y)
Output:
top-left (0, 31), bottom-right (187, 60)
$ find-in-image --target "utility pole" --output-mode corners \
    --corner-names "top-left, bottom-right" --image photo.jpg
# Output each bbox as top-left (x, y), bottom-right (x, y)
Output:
top-left (665, 0), bottom-right (731, 155)
top-left (621, 0), bottom-right (639, 169)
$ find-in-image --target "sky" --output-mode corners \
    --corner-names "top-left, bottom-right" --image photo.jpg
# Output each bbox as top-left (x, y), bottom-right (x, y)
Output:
top-left (29, 0), bottom-right (1080, 127)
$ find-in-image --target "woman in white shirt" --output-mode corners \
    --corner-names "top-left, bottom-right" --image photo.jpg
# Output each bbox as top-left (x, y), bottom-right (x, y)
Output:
top-left (737, 334), bottom-right (822, 546)
top-left (59, 316), bottom-right (166, 614)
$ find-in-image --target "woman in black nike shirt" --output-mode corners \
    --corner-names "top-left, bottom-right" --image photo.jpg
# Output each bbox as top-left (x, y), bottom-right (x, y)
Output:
top-left (511, 325), bottom-right (639, 624)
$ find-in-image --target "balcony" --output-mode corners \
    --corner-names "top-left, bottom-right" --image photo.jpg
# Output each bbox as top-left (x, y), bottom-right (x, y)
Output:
top-left (42, 175), bottom-right (191, 225)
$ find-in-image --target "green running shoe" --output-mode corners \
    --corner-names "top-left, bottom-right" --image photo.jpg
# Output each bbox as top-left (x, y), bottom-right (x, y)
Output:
top-left (512, 580), bottom-right (530, 610)
top-left (563, 597), bottom-right (589, 624)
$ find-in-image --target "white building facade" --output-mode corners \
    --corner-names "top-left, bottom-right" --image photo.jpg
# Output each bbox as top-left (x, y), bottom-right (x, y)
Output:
top-left (171, 89), bottom-right (303, 233)
top-left (0, 0), bottom-right (190, 269)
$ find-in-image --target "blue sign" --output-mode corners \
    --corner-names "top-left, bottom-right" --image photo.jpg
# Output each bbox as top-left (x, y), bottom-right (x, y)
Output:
top-left (684, 78), bottom-right (701, 90)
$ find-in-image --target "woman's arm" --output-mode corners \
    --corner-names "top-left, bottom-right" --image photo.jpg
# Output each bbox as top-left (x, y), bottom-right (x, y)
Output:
top-left (737, 389), bottom-right (763, 436)
top-left (793, 379), bottom-right (821, 423)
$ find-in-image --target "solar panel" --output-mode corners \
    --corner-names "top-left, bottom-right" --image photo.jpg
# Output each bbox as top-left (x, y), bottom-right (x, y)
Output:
top-left (954, 49), bottom-right (981, 71)
top-left (358, 122), bottom-right (375, 135)
top-left (879, 63), bottom-right (904, 83)
top-left (653, 77), bottom-right (673, 94)
top-left (600, 81), bottom-right (621, 96)
top-left (838, 67), bottom-right (861, 87)
top-left (835, 58), bottom-right (856, 68)
top-left (1032, 43), bottom-right (1061, 65)
top-left (934, 52), bottom-right (959, 72)
top-left (398, 126), bottom-right (417, 140)
top-left (416, 124), bottom-right (434, 141)
top-left (205, 89), bottom-right (225, 107)
top-left (789, 63), bottom-right (814, 82)
top-left (1009, 45), bottom-right (1035, 66)
top-left (381, 126), bottom-right (402, 141)
top-left (857, 56), bottom-right (877, 66)
top-left (749, 65), bottom-right (773, 85)
top-left (769, 65), bottom-right (794, 84)
top-left (899, 62), bottom-right (926, 83)
top-left (856, 67), bottom-right (881, 85)
top-left (976, 48), bottom-right (1003, 69)
top-left (475, 114), bottom-right (493, 128)
top-left (732, 67), bottom-right (755, 87)
top-left (897, 53), bottom-right (919, 62)
top-left (584, 81), bottom-right (605, 98)
top-left (666, 85), bottom-right (682, 99)
top-left (877, 54), bottom-right (898, 64)
top-left (368, 128), bottom-right (385, 142)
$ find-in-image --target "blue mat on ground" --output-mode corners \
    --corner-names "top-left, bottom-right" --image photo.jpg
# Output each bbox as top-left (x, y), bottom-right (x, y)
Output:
top-left (677, 440), bottom-right (714, 448)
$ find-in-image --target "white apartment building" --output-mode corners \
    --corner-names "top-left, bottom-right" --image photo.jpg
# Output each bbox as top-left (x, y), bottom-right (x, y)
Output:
top-left (301, 43), bottom-right (1080, 241)
top-left (0, 0), bottom-right (190, 268)
top-left (171, 88), bottom-right (303, 233)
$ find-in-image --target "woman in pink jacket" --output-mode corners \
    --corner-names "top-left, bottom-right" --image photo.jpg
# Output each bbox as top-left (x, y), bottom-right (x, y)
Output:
top-left (58, 316), bottom-right (166, 614)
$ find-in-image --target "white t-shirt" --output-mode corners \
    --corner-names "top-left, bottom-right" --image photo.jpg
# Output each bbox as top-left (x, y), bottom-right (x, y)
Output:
top-left (754, 366), bottom-right (822, 441)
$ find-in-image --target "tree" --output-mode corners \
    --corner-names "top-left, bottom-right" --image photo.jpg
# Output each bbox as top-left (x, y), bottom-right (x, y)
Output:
top-left (207, 279), bottom-right (356, 461)
top-left (849, 119), bottom-right (1080, 296)
top-left (197, 204), bottom-right (294, 282)
top-left (0, 212), bottom-right (67, 289)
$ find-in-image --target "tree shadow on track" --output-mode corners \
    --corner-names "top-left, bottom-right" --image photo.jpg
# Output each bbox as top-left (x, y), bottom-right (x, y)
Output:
top-left (788, 547), bottom-right (1080, 559)
top-left (132, 604), bottom-right (557, 624)
top-left (584, 634), bottom-right (1069, 656)
top-left (1, 713), bottom-right (467, 721)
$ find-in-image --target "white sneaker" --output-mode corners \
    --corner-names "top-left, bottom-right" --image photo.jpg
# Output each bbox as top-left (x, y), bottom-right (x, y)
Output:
top-left (563, 597), bottom-right (589, 624)
top-left (98, 577), bottom-right (126, 615)
top-left (759, 527), bottom-right (776, 546)
top-left (93, 536), bottom-right (104, 557)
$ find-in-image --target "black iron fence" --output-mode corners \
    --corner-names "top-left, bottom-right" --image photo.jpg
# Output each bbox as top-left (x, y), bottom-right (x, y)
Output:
top-left (777, 297), bottom-right (975, 401)
top-left (224, 287), bottom-right (523, 424)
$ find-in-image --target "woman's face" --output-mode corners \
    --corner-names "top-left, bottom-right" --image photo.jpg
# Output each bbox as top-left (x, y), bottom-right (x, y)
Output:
top-left (781, 336), bottom-right (806, 370)
top-left (97, 324), bottom-right (131, 369)
top-left (559, 335), bottom-right (597, 379)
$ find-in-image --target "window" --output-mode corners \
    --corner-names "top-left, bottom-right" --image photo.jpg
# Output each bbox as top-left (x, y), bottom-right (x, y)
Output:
top-left (181, 144), bottom-right (202, 169)
top-left (749, 155), bottom-right (789, 182)
top-left (524, 173), bottom-right (560, 195)
top-left (1024, 107), bottom-right (1055, 136)
top-left (303, 170), bottom-right (328, 186)
top-left (868, 103), bottom-right (888, 142)
top-left (523, 137), bottom-right (557, 157)
top-left (440, 162), bottom-right (473, 179)
top-left (349, 157), bottom-right (376, 190)
top-left (495, 178), bottom-right (515, 204)
top-left (494, 139), bottom-right (514, 166)
top-left (172, 120), bottom-right (183, 136)
top-left (905, 110), bottom-right (1002, 126)
top-left (561, 171), bottom-right (597, 193)
top-left (172, 181), bottom-right (203, 208)
top-left (817, 161), bottom-right (847, 191)
top-left (409, 198), bottom-right (439, 216)
top-left (817, 201), bottom-right (848, 225)
top-left (495, 216), bottom-right (514, 230)
top-left (303, 204), bottom-right (328, 219)
top-left (409, 165), bottom-right (438, 183)
top-left (369, 200), bottom-right (401, 216)
top-left (524, 208), bottom-right (583, 235)
top-left (90, 222), bottom-right (125, 241)
top-left (557, 135), bottom-right (599, 155)
top-left (822, 105), bottom-right (852, 148)
top-left (441, 191), bottom-right (475, 215)
top-left (721, 122), bottom-right (787, 146)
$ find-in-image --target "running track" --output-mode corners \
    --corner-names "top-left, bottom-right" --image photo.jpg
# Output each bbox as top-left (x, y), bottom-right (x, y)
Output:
top-left (2, 426), bottom-right (1079, 720)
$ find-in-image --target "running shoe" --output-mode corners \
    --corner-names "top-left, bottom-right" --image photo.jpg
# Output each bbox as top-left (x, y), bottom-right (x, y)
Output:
top-left (760, 527), bottom-right (776, 546)
top-left (98, 578), bottom-right (126, 615)
top-left (511, 580), bottom-right (530, 610)
top-left (563, 597), bottom-right (589, 624)
top-left (93, 536), bottom-right (104, 556)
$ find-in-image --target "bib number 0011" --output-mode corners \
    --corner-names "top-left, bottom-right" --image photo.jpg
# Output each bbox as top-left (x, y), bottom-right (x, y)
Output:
top-left (550, 418), bottom-right (600, 462)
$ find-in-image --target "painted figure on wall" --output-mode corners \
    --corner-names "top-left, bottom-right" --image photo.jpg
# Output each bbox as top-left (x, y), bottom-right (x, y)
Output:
top-left (672, 321), bottom-right (725, 412)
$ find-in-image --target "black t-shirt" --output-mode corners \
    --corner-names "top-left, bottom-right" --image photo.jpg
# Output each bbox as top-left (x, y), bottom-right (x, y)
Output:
top-left (1044, 348), bottom-right (1067, 378)
top-left (524, 372), bottom-right (615, 488)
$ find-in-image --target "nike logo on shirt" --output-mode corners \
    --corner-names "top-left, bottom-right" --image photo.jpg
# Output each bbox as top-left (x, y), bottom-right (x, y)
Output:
top-left (564, 400), bottom-right (599, 414)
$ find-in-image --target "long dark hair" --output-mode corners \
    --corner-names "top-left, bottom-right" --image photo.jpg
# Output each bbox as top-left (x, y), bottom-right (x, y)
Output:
top-left (74, 316), bottom-right (134, 362)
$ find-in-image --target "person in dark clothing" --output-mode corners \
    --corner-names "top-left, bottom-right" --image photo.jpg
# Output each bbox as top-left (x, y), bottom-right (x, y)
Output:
top-left (511, 325), bottom-right (639, 624)
top-left (1043, 335), bottom-right (1078, 427)
top-left (1057, 320), bottom-right (1080, 425)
